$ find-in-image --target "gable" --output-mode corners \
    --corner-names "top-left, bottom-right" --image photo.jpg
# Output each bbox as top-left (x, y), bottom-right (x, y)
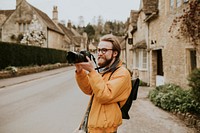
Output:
top-left (30, 4), bottom-right (64, 34)
top-left (1, 0), bottom-right (64, 35)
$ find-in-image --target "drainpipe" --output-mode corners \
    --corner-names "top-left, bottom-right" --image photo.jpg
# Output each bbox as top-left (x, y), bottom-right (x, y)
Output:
top-left (147, 22), bottom-right (151, 86)
top-left (124, 34), bottom-right (128, 68)
top-left (47, 28), bottom-right (49, 48)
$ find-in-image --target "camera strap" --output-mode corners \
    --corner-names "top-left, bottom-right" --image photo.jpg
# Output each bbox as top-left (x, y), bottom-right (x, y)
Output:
top-left (90, 54), bottom-right (101, 73)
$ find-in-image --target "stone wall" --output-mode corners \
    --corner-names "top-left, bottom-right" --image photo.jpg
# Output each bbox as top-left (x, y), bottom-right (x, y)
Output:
top-left (149, 0), bottom-right (196, 88)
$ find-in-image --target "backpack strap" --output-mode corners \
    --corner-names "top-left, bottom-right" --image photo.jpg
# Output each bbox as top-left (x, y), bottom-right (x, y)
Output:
top-left (107, 67), bottom-right (121, 108)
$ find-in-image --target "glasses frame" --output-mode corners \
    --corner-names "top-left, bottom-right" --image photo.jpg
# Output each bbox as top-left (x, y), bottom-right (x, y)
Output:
top-left (97, 48), bottom-right (113, 54)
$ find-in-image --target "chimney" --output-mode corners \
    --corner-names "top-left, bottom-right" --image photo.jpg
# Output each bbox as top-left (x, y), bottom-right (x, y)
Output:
top-left (16, 0), bottom-right (23, 8)
top-left (52, 6), bottom-right (58, 23)
top-left (67, 20), bottom-right (72, 29)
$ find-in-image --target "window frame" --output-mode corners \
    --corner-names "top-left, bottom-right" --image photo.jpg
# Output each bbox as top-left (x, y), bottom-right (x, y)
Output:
top-left (176, 0), bottom-right (182, 7)
top-left (170, 0), bottom-right (175, 9)
top-left (134, 49), bottom-right (148, 70)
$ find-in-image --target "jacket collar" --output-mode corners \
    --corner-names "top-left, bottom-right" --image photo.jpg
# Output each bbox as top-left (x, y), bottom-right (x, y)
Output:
top-left (100, 58), bottom-right (122, 74)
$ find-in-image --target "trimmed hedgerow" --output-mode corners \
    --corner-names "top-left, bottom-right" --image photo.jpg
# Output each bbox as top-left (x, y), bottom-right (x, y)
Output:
top-left (0, 41), bottom-right (67, 70)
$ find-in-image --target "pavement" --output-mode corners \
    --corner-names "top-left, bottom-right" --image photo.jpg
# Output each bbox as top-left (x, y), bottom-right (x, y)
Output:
top-left (118, 87), bottom-right (197, 133)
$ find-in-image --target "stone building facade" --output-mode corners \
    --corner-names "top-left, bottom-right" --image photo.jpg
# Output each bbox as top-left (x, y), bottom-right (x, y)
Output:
top-left (0, 0), bottom-right (87, 51)
top-left (126, 0), bottom-right (199, 88)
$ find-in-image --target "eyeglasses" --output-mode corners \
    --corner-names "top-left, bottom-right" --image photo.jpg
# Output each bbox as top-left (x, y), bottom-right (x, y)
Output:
top-left (97, 48), bottom-right (113, 54)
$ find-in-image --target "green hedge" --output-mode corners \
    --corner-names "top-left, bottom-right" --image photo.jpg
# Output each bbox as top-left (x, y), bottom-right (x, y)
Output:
top-left (0, 41), bottom-right (67, 70)
top-left (148, 84), bottom-right (200, 114)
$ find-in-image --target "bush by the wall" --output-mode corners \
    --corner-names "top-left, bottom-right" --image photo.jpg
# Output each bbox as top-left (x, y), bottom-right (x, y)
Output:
top-left (0, 41), bottom-right (67, 70)
top-left (148, 84), bottom-right (200, 115)
top-left (188, 68), bottom-right (200, 103)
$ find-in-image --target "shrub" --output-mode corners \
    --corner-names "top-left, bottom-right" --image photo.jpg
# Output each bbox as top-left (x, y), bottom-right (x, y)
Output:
top-left (148, 84), bottom-right (200, 114)
top-left (188, 68), bottom-right (200, 103)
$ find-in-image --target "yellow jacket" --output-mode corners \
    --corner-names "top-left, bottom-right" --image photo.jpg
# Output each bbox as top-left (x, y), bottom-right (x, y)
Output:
top-left (76, 63), bottom-right (131, 133)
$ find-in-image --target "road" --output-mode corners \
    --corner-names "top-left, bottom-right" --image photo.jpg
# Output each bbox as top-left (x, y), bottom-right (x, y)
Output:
top-left (0, 66), bottom-right (197, 133)
top-left (0, 67), bottom-right (89, 133)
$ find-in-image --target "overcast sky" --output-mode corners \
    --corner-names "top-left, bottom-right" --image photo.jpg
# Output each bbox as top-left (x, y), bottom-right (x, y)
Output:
top-left (0, 0), bottom-right (140, 26)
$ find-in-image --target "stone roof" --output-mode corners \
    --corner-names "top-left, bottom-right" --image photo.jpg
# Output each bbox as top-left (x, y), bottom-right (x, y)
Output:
top-left (0, 10), bottom-right (14, 17)
top-left (130, 10), bottom-right (139, 32)
top-left (58, 23), bottom-right (80, 47)
top-left (131, 40), bottom-right (147, 50)
top-left (58, 23), bottom-right (75, 37)
top-left (0, 10), bottom-right (15, 26)
top-left (142, 0), bottom-right (158, 15)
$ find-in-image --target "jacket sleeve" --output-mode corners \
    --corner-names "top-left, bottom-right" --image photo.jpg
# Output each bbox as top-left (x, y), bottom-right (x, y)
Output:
top-left (75, 69), bottom-right (93, 95)
top-left (88, 67), bottom-right (131, 104)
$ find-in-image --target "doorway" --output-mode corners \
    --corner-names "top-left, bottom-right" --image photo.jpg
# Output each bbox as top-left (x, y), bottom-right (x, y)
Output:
top-left (152, 49), bottom-right (164, 86)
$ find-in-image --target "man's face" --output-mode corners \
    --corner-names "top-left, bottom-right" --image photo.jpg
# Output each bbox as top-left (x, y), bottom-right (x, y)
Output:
top-left (97, 41), bottom-right (114, 68)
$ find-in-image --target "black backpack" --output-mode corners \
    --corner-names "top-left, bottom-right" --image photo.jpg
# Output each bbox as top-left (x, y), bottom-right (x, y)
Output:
top-left (108, 67), bottom-right (140, 119)
top-left (120, 78), bottom-right (140, 119)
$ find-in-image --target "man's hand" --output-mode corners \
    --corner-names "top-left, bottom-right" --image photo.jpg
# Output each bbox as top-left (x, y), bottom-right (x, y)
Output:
top-left (75, 56), bottom-right (94, 72)
top-left (75, 63), bottom-right (82, 73)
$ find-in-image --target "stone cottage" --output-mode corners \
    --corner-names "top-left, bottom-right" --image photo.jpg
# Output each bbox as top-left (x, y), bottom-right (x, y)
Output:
top-left (0, 0), bottom-right (87, 51)
top-left (126, 0), bottom-right (199, 88)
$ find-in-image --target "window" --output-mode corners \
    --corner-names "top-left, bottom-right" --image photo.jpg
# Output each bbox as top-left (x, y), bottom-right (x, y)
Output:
top-left (186, 49), bottom-right (197, 74)
top-left (136, 50), bottom-right (139, 68)
top-left (19, 23), bottom-right (23, 32)
top-left (170, 0), bottom-right (174, 9)
top-left (19, 23), bottom-right (29, 32)
top-left (134, 49), bottom-right (147, 70)
top-left (176, 0), bottom-right (182, 7)
top-left (142, 51), bottom-right (147, 69)
top-left (190, 50), bottom-right (197, 71)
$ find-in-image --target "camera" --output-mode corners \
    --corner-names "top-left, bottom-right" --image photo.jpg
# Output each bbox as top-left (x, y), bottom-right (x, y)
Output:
top-left (66, 50), bottom-right (92, 63)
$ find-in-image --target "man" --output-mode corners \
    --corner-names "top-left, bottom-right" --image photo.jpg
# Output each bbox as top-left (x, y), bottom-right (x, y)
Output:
top-left (75, 34), bottom-right (131, 133)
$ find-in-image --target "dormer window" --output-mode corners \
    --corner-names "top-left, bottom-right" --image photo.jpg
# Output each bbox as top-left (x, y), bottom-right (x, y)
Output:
top-left (19, 23), bottom-right (29, 33)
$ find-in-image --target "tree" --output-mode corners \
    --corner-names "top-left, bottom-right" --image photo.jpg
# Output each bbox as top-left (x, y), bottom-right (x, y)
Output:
top-left (84, 24), bottom-right (95, 41)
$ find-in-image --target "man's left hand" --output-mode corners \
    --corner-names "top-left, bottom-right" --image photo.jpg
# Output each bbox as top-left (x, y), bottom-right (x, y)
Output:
top-left (76, 56), bottom-right (94, 72)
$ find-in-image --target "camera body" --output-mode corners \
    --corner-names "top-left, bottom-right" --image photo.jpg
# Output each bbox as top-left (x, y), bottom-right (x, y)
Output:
top-left (66, 50), bottom-right (92, 63)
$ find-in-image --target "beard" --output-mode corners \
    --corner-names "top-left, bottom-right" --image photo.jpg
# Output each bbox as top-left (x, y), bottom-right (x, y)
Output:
top-left (98, 56), bottom-right (113, 68)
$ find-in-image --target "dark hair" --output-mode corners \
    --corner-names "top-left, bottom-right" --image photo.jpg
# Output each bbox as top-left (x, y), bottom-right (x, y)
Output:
top-left (100, 34), bottom-right (121, 58)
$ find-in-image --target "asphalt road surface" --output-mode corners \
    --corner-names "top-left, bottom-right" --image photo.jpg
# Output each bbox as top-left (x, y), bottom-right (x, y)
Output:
top-left (0, 67), bottom-right (89, 133)
top-left (0, 66), bottom-right (197, 133)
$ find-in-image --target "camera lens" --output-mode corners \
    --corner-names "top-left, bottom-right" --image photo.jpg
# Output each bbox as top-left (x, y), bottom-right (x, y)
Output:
top-left (66, 51), bottom-right (91, 63)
